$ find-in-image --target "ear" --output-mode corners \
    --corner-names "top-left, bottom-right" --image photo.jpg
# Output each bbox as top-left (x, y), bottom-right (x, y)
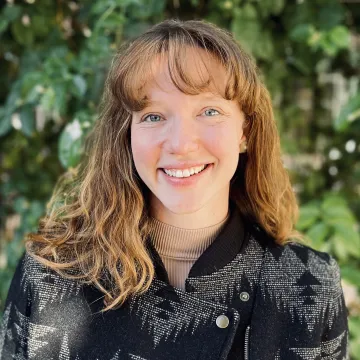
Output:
top-left (239, 112), bottom-right (249, 141)
top-left (239, 133), bottom-right (246, 146)
top-left (238, 133), bottom-right (247, 154)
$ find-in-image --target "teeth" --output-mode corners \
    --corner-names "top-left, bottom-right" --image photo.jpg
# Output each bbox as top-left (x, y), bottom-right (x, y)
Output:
top-left (164, 164), bottom-right (207, 178)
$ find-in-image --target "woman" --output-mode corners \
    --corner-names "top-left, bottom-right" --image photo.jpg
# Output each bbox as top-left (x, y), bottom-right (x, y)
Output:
top-left (0, 19), bottom-right (349, 360)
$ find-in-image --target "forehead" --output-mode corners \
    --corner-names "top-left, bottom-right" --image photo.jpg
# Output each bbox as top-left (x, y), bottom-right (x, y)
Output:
top-left (138, 46), bottom-right (229, 102)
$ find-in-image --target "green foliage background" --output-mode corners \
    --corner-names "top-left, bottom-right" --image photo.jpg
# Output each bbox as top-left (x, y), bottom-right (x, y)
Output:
top-left (0, 0), bottom-right (359, 357)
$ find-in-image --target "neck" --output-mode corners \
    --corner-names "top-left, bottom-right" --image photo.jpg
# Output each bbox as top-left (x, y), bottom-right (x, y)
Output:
top-left (149, 192), bottom-right (230, 229)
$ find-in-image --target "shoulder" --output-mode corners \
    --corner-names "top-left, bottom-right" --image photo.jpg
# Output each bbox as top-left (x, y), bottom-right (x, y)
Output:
top-left (6, 251), bottom-right (43, 294)
top-left (249, 224), bottom-right (342, 296)
top-left (267, 239), bottom-right (340, 285)
top-left (247, 227), bottom-right (349, 354)
top-left (249, 225), bottom-right (348, 331)
top-left (17, 251), bottom-right (85, 309)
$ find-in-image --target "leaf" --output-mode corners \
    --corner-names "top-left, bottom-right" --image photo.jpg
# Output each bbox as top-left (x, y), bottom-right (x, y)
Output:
top-left (0, 18), bottom-right (8, 34)
top-left (32, 14), bottom-right (51, 37)
top-left (88, 69), bottom-right (106, 102)
top-left (13, 196), bottom-right (29, 214)
top-left (270, 0), bottom-right (285, 15)
top-left (29, 201), bottom-right (45, 222)
top-left (53, 83), bottom-right (68, 115)
top-left (21, 72), bottom-right (44, 99)
top-left (2, 4), bottom-right (22, 22)
top-left (333, 223), bottom-right (360, 258)
top-left (321, 196), bottom-right (356, 225)
top-left (72, 75), bottom-right (87, 98)
top-left (306, 222), bottom-right (329, 250)
top-left (349, 317), bottom-right (360, 359)
top-left (340, 266), bottom-right (360, 287)
top-left (11, 20), bottom-right (34, 46)
top-left (323, 208), bottom-right (356, 226)
top-left (123, 22), bottom-right (152, 40)
top-left (290, 24), bottom-right (315, 43)
top-left (49, 45), bottom-right (69, 59)
top-left (330, 234), bottom-right (349, 262)
top-left (318, 33), bottom-right (340, 57)
top-left (0, 107), bottom-right (12, 137)
top-left (4, 80), bottom-right (21, 110)
top-left (58, 120), bottom-right (84, 168)
top-left (232, 4), bottom-right (274, 60)
top-left (91, 1), bottom-right (114, 15)
top-left (1, 81), bottom-right (22, 136)
top-left (19, 104), bottom-right (35, 137)
top-left (349, 316), bottom-right (360, 337)
top-left (258, 0), bottom-right (285, 17)
top-left (329, 26), bottom-right (350, 49)
top-left (296, 203), bottom-right (321, 230)
top-left (334, 94), bottom-right (360, 132)
top-left (286, 56), bottom-right (311, 75)
top-left (321, 195), bottom-right (347, 208)
top-left (40, 87), bottom-right (56, 112)
top-left (94, 11), bottom-right (125, 32)
top-left (128, 0), bottom-right (166, 19)
top-left (318, 3), bottom-right (345, 31)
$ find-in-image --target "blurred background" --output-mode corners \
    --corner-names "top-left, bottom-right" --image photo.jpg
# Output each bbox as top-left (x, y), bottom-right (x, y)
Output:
top-left (0, 0), bottom-right (359, 357)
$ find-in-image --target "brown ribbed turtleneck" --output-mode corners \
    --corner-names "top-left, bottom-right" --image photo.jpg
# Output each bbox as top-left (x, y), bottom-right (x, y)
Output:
top-left (149, 211), bottom-right (230, 290)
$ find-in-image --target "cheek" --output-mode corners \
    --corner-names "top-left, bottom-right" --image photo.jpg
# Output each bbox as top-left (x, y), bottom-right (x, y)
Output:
top-left (131, 130), bottom-right (158, 171)
top-left (204, 126), bottom-right (240, 157)
top-left (204, 126), bottom-right (240, 180)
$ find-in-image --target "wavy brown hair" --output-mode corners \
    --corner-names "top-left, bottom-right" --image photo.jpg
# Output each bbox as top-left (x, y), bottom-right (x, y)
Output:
top-left (25, 19), bottom-right (304, 312)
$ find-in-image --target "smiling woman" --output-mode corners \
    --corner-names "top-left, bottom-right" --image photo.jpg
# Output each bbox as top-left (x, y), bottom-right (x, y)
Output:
top-left (131, 46), bottom-right (247, 224)
top-left (0, 19), bottom-right (349, 360)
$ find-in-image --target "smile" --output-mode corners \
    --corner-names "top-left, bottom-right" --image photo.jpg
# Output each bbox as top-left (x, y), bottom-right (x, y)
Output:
top-left (162, 164), bottom-right (210, 178)
top-left (159, 163), bottom-right (213, 187)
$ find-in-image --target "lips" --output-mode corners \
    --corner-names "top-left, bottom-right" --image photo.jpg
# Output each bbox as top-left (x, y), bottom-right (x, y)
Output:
top-left (160, 163), bottom-right (212, 171)
top-left (158, 163), bottom-right (213, 187)
top-left (161, 164), bottom-right (210, 176)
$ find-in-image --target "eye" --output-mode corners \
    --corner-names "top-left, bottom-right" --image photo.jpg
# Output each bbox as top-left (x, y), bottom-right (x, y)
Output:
top-left (203, 108), bottom-right (221, 116)
top-left (142, 114), bottom-right (162, 123)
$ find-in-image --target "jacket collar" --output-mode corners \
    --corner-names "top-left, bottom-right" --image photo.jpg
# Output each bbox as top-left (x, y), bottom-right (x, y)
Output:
top-left (145, 200), bottom-right (247, 284)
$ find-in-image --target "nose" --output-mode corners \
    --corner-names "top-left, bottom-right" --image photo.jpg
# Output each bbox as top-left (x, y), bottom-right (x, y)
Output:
top-left (164, 116), bottom-right (199, 155)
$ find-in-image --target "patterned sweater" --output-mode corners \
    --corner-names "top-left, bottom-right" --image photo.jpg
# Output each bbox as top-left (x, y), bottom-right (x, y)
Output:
top-left (0, 203), bottom-right (349, 359)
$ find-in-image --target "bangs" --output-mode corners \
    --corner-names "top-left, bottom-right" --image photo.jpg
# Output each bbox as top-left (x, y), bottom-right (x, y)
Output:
top-left (112, 24), bottom-right (257, 114)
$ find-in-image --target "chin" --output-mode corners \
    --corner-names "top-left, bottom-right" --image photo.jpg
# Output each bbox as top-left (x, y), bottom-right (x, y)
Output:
top-left (161, 197), bottom-right (206, 215)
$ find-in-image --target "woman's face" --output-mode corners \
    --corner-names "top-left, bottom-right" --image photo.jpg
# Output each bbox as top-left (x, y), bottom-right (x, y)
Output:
top-left (131, 47), bottom-right (246, 222)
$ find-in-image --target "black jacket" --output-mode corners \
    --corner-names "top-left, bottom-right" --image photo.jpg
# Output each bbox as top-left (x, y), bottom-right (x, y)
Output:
top-left (0, 203), bottom-right (349, 359)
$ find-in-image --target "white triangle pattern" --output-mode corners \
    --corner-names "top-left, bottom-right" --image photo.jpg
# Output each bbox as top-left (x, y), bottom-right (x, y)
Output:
top-left (259, 244), bottom-right (344, 333)
top-left (0, 302), bottom-right (11, 357)
top-left (321, 329), bottom-right (347, 358)
top-left (28, 319), bottom-right (57, 358)
top-left (22, 254), bottom-right (83, 313)
top-left (289, 346), bottom-right (321, 360)
top-left (13, 306), bottom-right (30, 351)
top-left (109, 350), bottom-right (121, 360)
top-left (128, 279), bottom-right (237, 348)
top-left (129, 354), bottom-right (148, 360)
top-left (59, 333), bottom-right (70, 360)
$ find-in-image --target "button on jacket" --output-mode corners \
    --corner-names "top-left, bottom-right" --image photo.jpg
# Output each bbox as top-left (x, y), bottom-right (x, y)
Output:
top-left (0, 204), bottom-right (349, 359)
